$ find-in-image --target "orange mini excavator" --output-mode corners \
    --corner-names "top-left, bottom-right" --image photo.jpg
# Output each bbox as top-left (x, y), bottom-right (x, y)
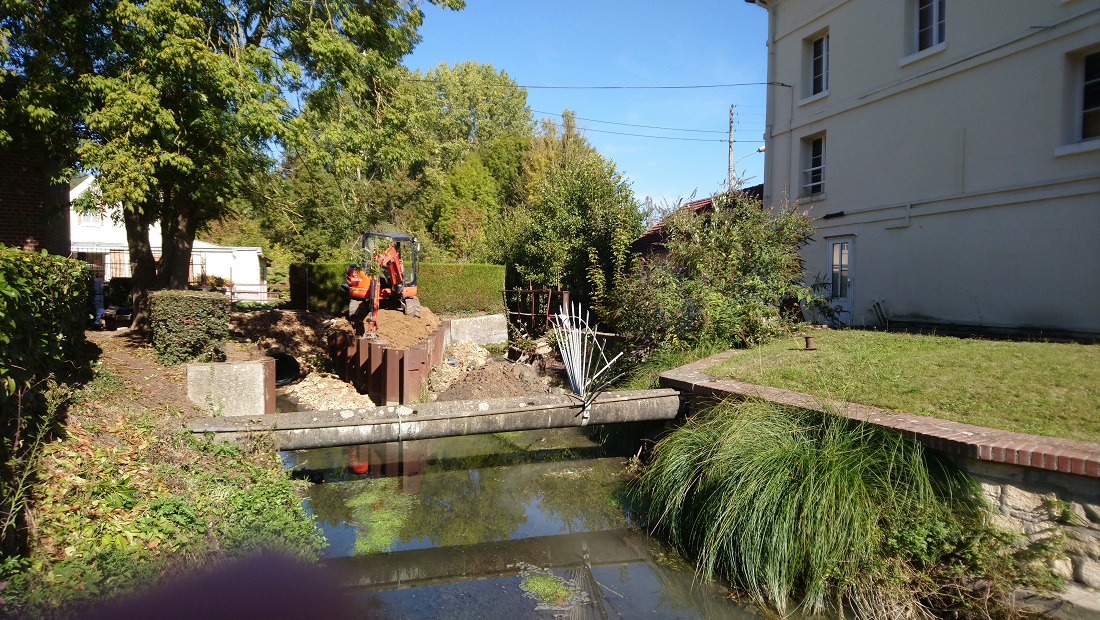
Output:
top-left (343, 232), bottom-right (421, 335)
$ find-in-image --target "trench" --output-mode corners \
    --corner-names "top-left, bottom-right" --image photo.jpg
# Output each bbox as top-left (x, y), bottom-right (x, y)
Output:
top-left (283, 426), bottom-right (765, 619)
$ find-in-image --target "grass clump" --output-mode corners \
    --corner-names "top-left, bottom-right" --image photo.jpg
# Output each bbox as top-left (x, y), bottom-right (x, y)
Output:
top-left (521, 573), bottom-right (571, 605)
top-left (636, 400), bottom-right (1029, 618)
top-left (708, 329), bottom-right (1100, 442)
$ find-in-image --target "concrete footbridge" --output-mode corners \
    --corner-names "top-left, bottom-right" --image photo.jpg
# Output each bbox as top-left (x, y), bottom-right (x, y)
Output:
top-left (186, 389), bottom-right (683, 450)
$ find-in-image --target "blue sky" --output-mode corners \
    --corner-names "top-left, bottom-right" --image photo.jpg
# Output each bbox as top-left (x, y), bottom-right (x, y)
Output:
top-left (404, 0), bottom-right (770, 207)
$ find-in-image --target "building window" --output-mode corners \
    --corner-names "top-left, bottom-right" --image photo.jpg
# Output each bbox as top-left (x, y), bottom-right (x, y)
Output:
top-left (830, 240), bottom-right (850, 300)
top-left (1082, 51), bottom-right (1100, 141)
top-left (801, 134), bottom-right (826, 196)
top-left (803, 31), bottom-right (829, 98)
top-left (79, 209), bottom-right (103, 226)
top-left (916, 0), bottom-right (945, 52)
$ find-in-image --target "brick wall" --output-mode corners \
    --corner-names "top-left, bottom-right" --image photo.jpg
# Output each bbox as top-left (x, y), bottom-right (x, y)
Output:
top-left (0, 147), bottom-right (70, 255)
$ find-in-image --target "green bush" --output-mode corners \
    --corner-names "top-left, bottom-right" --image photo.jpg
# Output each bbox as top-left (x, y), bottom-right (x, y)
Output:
top-left (635, 400), bottom-right (1024, 618)
top-left (290, 262), bottom-right (506, 315)
top-left (0, 247), bottom-right (91, 555)
top-left (0, 248), bottom-right (90, 406)
top-left (104, 277), bottom-right (132, 308)
top-left (288, 262), bottom-right (347, 314)
top-left (609, 191), bottom-right (818, 349)
top-left (149, 290), bottom-right (229, 365)
top-left (419, 263), bottom-right (504, 314)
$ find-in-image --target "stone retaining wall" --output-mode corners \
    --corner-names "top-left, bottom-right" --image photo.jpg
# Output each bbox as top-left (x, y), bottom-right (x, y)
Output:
top-left (959, 458), bottom-right (1100, 588)
top-left (661, 349), bottom-right (1100, 590)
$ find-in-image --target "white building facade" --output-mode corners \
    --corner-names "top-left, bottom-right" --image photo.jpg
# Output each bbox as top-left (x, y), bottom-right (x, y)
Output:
top-left (69, 176), bottom-right (272, 301)
top-left (748, 0), bottom-right (1100, 335)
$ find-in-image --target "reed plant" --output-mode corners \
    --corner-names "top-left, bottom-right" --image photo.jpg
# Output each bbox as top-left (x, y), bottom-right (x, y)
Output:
top-left (636, 399), bottom-right (1008, 618)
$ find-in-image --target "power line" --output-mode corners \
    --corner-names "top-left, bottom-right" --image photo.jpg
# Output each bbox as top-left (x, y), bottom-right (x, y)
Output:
top-left (403, 75), bottom-right (787, 90)
top-left (582, 126), bottom-right (762, 143)
top-left (522, 81), bottom-right (786, 90)
top-left (531, 108), bottom-right (726, 134)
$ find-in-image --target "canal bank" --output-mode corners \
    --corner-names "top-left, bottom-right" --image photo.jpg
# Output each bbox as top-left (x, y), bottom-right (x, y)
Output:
top-left (661, 349), bottom-right (1100, 616)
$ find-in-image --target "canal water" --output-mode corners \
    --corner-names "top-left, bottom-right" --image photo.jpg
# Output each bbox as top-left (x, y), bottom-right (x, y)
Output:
top-left (283, 427), bottom-right (761, 619)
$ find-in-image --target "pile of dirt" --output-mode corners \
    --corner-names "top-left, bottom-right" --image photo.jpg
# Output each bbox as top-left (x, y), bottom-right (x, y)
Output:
top-left (435, 362), bottom-right (557, 402)
top-left (374, 307), bottom-right (440, 349)
top-left (429, 340), bottom-right (563, 402)
top-left (230, 310), bottom-right (337, 373)
top-left (281, 372), bottom-right (375, 411)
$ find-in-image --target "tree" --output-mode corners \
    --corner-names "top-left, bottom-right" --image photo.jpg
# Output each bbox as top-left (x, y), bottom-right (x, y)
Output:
top-left (1, 0), bottom-right (464, 333)
top-left (422, 61), bottom-right (533, 172)
top-left (608, 190), bottom-right (818, 349)
top-left (495, 112), bottom-right (643, 313)
top-left (430, 153), bottom-right (499, 261)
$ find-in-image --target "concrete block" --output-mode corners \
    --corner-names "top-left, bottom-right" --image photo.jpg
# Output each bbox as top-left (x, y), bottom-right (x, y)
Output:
top-left (187, 358), bottom-right (275, 416)
top-left (446, 314), bottom-right (508, 345)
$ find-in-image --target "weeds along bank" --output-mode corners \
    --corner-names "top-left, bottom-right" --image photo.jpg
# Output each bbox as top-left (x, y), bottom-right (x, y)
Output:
top-left (0, 365), bottom-right (323, 616)
top-left (0, 269), bottom-right (323, 616)
top-left (633, 400), bottom-right (1058, 619)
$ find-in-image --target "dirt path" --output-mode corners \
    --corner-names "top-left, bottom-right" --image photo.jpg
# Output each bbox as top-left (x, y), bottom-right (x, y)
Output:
top-left (85, 329), bottom-right (202, 417)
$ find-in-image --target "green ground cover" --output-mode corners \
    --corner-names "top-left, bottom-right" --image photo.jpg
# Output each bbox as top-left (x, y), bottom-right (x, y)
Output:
top-left (707, 329), bottom-right (1100, 443)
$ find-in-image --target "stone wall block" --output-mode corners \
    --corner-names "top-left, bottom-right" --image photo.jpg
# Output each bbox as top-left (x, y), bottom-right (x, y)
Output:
top-left (1074, 558), bottom-right (1100, 589)
top-left (1065, 527), bottom-right (1100, 559)
top-left (980, 481), bottom-right (1003, 507)
top-left (1051, 557), bottom-right (1074, 580)
top-left (964, 458), bottom-right (1027, 483)
top-left (1082, 503), bottom-right (1100, 526)
top-left (1002, 485), bottom-right (1056, 514)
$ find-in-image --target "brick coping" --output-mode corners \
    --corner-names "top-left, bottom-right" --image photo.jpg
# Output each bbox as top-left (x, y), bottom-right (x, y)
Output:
top-left (660, 349), bottom-right (1100, 479)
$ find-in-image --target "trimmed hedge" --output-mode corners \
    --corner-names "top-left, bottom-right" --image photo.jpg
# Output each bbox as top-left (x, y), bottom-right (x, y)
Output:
top-left (419, 263), bottom-right (505, 315)
top-left (288, 263), bottom-right (348, 314)
top-left (105, 277), bottom-right (132, 308)
top-left (150, 290), bottom-right (229, 365)
top-left (0, 248), bottom-right (90, 411)
top-left (289, 262), bottom-right (505, 316)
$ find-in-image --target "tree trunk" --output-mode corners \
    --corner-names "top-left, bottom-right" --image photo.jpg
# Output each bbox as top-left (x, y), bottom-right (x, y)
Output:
top-left (155, 194), bottom-right (199, 290)
top-left (123, 206), bottom-right (157, 337)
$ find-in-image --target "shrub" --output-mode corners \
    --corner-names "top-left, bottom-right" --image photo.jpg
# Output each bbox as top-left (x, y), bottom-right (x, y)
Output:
top-left (635, 400), bottom-right (1016, 618)
top-left (104, 277), bottom-right (132, 308)
top-left (288, 262), bottom-right (347, 314)
top-left (609, 191), bottom-right (819, 349)
top-left (419, 263), bottom-right (505, 314)
top-left (0, 247), bottom-right (90, 555)
top-left (149, 290), bottom-right (229, 365)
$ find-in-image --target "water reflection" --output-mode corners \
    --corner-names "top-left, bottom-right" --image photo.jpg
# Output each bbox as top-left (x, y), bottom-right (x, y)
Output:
top-left (284, 429), bottom-right (760, 618)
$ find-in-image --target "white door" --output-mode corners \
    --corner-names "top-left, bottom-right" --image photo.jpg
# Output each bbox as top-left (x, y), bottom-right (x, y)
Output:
top-left (828, 238), bottom-right (853, 323)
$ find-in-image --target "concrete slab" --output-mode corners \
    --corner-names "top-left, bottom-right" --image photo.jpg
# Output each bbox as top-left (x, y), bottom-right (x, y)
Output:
top-left (445, 314), bottom-right (507, 346)
top-left (186, 358), bottom-right (275, 416)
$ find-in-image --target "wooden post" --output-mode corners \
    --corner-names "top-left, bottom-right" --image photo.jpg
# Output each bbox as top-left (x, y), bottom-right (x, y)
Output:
top-left (529, 280), bottom-right (536, 334)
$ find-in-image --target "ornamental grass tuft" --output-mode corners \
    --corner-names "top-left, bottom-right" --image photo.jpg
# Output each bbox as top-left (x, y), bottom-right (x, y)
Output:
top-left (636, 399), bottom-right (1014, 618)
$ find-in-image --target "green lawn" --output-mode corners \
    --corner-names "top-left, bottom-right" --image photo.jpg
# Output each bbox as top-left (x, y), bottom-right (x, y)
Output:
top-left (706, 329), bottom-right (1100, 443)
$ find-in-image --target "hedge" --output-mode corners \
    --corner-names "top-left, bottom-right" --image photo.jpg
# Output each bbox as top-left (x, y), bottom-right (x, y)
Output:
top-left (418, 263), bottom-right (505, 315)
top-left (289, 262), bottom-right (505, 316)
top-left (0, 247), bottom-right (90, 413)
top-left (149, 290), bottom-right (230, 365)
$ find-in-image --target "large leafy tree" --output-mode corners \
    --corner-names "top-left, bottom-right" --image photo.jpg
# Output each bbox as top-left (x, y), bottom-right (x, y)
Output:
top-left (495, 112), bottom-right (643, 311)
top-left (1, 0), bottom-right (463, 333)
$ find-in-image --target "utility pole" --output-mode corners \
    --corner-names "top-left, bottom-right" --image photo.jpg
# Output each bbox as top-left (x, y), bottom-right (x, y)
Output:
top-left (728, 105), bottom-right (735, 188)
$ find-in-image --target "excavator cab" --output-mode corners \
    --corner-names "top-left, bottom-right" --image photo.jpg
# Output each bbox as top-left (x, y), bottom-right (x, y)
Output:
top-left (345, 232), bottom-right (422, 335)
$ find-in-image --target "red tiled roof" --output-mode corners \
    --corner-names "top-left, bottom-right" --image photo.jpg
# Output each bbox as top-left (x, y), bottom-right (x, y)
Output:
top-left (631, 184), bottom-right (763, 254)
